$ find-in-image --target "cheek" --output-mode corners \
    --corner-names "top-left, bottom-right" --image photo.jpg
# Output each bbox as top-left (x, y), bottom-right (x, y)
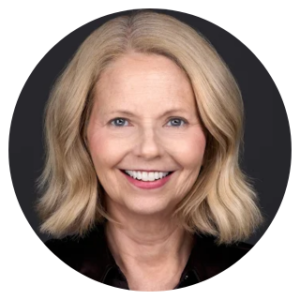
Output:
top-left (90, 142), bottom-right (118, 171)
top-left (87, 125), bottom-right (119, 169)
top-left (165, 129), bottom-right (206, 167)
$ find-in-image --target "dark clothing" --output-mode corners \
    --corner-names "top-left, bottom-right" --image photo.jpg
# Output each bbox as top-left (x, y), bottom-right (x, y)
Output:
top-left (45, 223), bottom-right (252, 290)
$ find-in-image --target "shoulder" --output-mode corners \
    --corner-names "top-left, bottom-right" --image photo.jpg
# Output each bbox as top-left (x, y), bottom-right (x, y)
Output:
top-left (44, 224), bottom-right (106, 271)
top-left (45, 236), bottom-right (85, 270)
top-left (193, 234), bottom-right (253, 279)
top-left (44, 224), bottom-right (116, 283)
top-left (209, 240), bottom-right (252, 265)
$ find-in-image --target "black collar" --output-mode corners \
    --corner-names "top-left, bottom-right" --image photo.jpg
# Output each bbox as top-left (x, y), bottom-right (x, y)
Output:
top-left (46, 222), bottom-right (252, 289)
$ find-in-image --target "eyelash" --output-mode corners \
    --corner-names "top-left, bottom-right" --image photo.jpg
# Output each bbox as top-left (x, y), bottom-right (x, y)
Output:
top-left (109, 117), bottom-right (187, 127)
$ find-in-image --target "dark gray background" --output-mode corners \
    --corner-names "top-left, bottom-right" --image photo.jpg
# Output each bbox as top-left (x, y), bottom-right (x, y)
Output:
top-left (9, 9), bottom-right (291, 244)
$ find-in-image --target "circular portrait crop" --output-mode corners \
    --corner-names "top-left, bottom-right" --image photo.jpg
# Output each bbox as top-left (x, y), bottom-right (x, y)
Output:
top-left (9, 9), bottom-right (291, 291)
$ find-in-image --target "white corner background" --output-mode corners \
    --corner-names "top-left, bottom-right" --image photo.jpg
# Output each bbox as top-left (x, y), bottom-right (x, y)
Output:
top-left (1, 1), bottom-right (299, 299)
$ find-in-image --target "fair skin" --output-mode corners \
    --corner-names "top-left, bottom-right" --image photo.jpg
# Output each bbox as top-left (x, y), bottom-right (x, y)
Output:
top-left (87, 52), bottom-right (206, 291)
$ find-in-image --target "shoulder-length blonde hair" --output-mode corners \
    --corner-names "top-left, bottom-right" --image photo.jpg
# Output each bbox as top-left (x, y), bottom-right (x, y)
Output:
top-left (37, 10), bottom-right (263, 243)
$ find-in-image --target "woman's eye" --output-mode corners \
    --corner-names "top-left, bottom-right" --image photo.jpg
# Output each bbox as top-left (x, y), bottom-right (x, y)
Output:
top-left (166, 118), bottom-right (186, 127)
top-left (110, 118), bottom-right (129, 127)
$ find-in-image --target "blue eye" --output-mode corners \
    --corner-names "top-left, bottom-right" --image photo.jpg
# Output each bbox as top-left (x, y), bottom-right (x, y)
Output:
top-left (167, 118), bottom-right (186, 127)
top-left (110, 118), bottom-right (129, 127)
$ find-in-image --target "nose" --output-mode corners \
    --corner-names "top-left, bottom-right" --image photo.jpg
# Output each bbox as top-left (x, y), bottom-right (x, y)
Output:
top-left (133, 127), bottom-right (163, 159)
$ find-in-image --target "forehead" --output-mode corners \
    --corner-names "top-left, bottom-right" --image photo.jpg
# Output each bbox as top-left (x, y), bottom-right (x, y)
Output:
top-left (93, 52), bottom-right (196, 113)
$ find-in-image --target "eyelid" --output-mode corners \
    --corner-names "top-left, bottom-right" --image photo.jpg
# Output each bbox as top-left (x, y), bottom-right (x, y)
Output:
top-left (167, 116), bottom-right (188, 121)
top-left (166, 116), bottom-right (188, 126)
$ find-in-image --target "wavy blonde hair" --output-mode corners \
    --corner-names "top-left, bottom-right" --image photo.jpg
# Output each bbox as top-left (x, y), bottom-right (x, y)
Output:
top-left (37, 10), bottom-right (263, 243)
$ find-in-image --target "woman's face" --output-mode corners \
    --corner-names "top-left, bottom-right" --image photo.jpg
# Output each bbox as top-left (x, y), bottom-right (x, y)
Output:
top-left (87, 53), bottom-right (206, 218)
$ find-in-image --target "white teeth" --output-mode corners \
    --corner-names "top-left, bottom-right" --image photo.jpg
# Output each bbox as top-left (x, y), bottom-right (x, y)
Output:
top-left (148, 172), bottom-right (155, 181)
top-left (126, 170), bottom-right (134, 177)
top-left (124, 170), bottom-right (170, 181)
top-left (142, 172), bottom-right (147, 181)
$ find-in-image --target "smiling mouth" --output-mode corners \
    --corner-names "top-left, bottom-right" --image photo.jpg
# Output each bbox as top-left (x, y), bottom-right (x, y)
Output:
top-left (121, 170), bottom-right (174, 182)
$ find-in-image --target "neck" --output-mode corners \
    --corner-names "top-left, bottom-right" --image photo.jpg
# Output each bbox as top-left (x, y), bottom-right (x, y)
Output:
top-left (105, 202), bottom-right (194, 290)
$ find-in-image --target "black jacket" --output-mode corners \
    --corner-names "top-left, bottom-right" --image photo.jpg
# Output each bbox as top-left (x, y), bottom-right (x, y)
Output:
top-left (45, 223), bottom-right (252, 289)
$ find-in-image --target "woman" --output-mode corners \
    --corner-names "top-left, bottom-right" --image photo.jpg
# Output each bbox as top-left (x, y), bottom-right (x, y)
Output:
top-left (38, 11), bottom-right (263, 291)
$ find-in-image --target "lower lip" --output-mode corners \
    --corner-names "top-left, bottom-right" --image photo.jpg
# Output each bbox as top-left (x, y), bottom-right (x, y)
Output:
top-left (121, 171), bottom-right (174, 189)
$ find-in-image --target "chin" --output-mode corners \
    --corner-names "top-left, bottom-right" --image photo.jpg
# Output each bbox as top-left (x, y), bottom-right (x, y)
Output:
top-left (121, 196), bottom-right (175, 217)
top-left (111, 197), bottom-right (170, 216)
